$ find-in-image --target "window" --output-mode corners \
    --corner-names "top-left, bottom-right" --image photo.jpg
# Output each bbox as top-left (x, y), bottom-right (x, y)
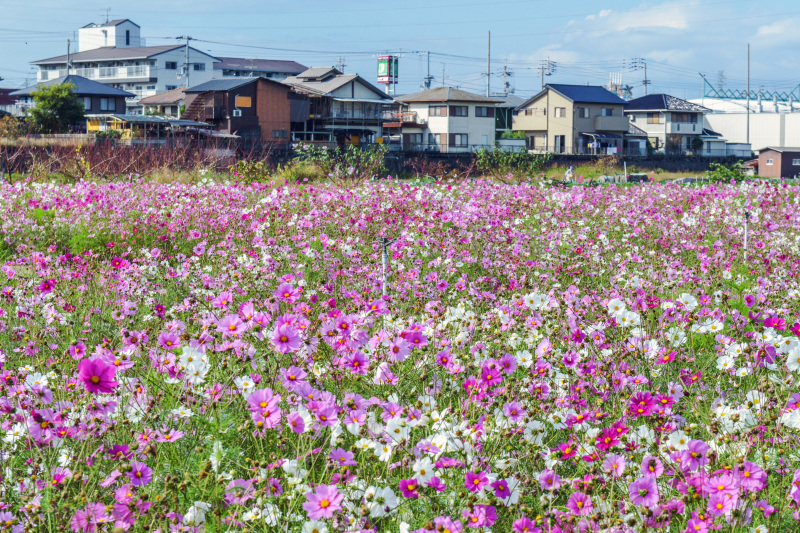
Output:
top-left (165, 61), bottom-right (177, 70)
top-left (793, 159), bottom-right (800, 166)
top-left (272, 130), bottom-right (288, 138)
top-left (193, 63), bottom-right (206, 71)
top-left (647, 112), bottom-right (661, 124)
top-left (235, 96), bottom-right (252, 108)
top-left (450, 106), bottom-right (468, 117)
top-left (453, 133), bottom-right (468, 147)
top-left (601, 108), bottom-right (614, 117)
top-left (100, 98), bottom-right (116, 111)
top-left (554, 107), bottom-right (566, 118)
top-left (429, 133), bottom-right (441, 145)
top-left (429, 105), bottom-right (447, 117)
top-left (766, 159), bottom-right (774, 166)
top-left (475, 106), bottom-right (493, 117)
top-left (146, 85), bottom-right (156, 90)
top-left (126, 30), bottom-right (130, 46)
top-left (672, 113), bottom-right (696, 123)
top-left (83, 97), bottom-right (92, 111)
top-left (578, 107), bottom-right (590, 118)
top-left (409, 133), bottom-right (423, 144)
top-left (165, 85), bottom-right (177, 91)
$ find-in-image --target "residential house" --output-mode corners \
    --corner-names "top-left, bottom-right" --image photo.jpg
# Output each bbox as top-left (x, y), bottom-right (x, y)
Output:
top-left (494, 94), bottom-right (525, 135)
top-left (282, 67), bottom-right (396, 146)
top-left (0, 89), bottom-right (18, 116)
top-left (138, 88), bottom-right (186, 117)
top-left (31, 19), bottom-right (218, 113)
top-left (182, 77), bottom-right (292, 143)
top-left (624, 94), bottom-right (709, 154)
top-left (391, 87), bottom-right (502, 153)
top-left (513, 84), bottom-right (628, 154)
top-left (11, 75), bottom-right (133, 124)
top-left (756, 147), bottom-right (800, 178)
top-left (213, 57), bottom-right (307, 81)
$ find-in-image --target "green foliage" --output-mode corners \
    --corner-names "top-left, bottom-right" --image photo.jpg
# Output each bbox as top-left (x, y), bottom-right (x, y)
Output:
top-left (0, 116), bottom-right (33, 139)
top-left (95, 129), bottom-right (123, 141)
top-left (708, 161), bottom-right (745, 183)
top-left (475, 145), bottom-right (552, 182)
top-left (27, 82), bottom-right (85, 133)
top-left (690, 136), bottom-right (704, 152)
top-left (499, 130), bottom-right (525, 139)
top-left (292, 143), bottom-right (388, 182)
top-left (229, 159), bottom-right (273, 184)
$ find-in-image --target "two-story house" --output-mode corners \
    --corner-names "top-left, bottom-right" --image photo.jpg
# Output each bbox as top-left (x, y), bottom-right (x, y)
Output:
top-left (282, 67), bottom-right (396, 146)
top-left (513, 84), bottom-right (628, 154)
top-left (11, 75), bottom-right (133, 122)
top-left (392, 88), bottom-right (502, 153)
top-left (624, 94), bottom-right (711, 154)
top-left (30, 19), bottom-right (219, 114)
top-left (183, 77), bottom-right (292, 143)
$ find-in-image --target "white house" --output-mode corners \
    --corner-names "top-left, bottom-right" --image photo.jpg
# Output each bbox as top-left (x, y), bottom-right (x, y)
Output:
top-left (392, 88), bottom-right (502, 153)
top-left (30, 19), bottom-right (219, 114)
top-left (624, 94), bottom-right (711, 154)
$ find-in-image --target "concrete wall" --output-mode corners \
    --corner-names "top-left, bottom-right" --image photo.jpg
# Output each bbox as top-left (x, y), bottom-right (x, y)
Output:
top-left (703, 112), bottom-right (800, 148)
top-left (79, 21), bottom-right (141, 52)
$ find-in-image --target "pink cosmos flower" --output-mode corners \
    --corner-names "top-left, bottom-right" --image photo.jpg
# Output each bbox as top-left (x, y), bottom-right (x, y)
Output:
top-left (329, 447), bottom-right (357, 466)
top-left (77, 359), bottom-right (117, 394)
top-left (218, 315), bottom-right (246, 337)
top-left (246, 388), bottom-right (278, 412)
top-left (399, 478), bottom-right (421, 498)
top-left (603, 454), bottom-right (626, 478)
top-left (157, 331), bottom-right (181, 350)
top-left (465, 471), bottom-right (489, 493)
top-left (538, 469), bottom-right (561, 490)
top-left (707, 493), bottom-right (734, 516)
top-left (629, 476), bottom-right (659, 507)
top-left (126, 461), bottom-right (153, 487)
top-left (271, 324), bottom-right (301, 353)
top-left (302, 484), bottom-right (343, 520)
top-left (69, 341), bottom-right (87, 360)
top-left (566, 491), bottom-right (592, 516)
top-left (512, 517), bottom-right (541, 533)
top-left (286, 411), bottom-right (305, 434)
top-left (462, 505), bottom-right (497, 528)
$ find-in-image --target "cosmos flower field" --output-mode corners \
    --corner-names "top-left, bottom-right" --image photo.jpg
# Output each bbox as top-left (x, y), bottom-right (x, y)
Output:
top-left (1, 176), bottom-right (800, 533)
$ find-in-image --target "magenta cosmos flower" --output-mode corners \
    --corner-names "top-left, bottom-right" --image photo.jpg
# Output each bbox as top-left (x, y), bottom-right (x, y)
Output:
top-left (465, 471), bottom-right (490, 493)
top-left (629, 476), bottom-right (659, 507)
top-left (302, 484), bottom-right (343, 520)
top-left (271, 324), bottom-right (301, 353)
top-left (77, 359), bottom-right (118, 394)
top-left (399, 478), bottom-right (421, 498)
top-left (566, 492), bottom-right (592, 516)
top-left (126, 461), bottom-right (153, 487)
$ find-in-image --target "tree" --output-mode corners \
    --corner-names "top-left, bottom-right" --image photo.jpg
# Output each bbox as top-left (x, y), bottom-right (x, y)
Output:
top-left (27, 83), bottom-right (85, 133)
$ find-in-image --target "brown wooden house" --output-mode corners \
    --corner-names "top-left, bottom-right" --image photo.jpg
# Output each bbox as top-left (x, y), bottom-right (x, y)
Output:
top-left (183, 77), bottom-right (292, 143)
top-left (757, 147), bottom-right (800, 178)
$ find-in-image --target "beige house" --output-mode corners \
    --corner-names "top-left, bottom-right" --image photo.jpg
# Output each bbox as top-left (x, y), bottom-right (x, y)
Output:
top-left (513, 84), bottom-right (628, 154)
top-left (391, 88), bottom-right (503, 153)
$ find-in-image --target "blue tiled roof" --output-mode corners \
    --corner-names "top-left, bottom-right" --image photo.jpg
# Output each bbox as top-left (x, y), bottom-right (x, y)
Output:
top-left (185, 78), bottom-right (260, 93)
top-left (547, 84), bottom-right (626, 104)
top-left (10, 75), bottom-right (133, 97)
top-left (625, 94), bottom-right (709, 112)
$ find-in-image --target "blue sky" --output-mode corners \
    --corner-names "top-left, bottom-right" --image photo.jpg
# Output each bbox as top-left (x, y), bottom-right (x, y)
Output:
top-left (2, 0), bottom-right (799, 100)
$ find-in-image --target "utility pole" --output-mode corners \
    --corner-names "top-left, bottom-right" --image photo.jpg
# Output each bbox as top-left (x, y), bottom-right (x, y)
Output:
top-left (747, 43), bottom-right (750, 145)
top-left (502, 62), bottom-right (513, 96)
top-left (420, 51), bottom-right (434, 90)
top-left (486, 31), bottom-right (491, 97)
top-left (442, 64), bottom-right (446, 87)
top-left (539, 59), bottom-right (555, 89)
top-left (176, 35), bottom-right (193, 88)
top-left (630, 59), bottom-right (650, 95)
top-left (67, 39), bottom-right (71, 76)
top-left (337, 57), bottom-right (346, 73)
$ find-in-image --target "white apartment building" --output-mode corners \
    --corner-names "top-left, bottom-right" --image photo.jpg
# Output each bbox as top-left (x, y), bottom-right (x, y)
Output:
top-left (392, 88), bottom-right (501, 153)
top-left (31, 19), bottom-right (218, 114)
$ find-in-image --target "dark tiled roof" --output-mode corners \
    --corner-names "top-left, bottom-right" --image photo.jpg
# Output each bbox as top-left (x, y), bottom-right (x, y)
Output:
top-left (213, 57), bottom-right (307, 74)
top-left (395, 87), bottom-right (503, 103)
top-left (757, 146), bottom-right (800, 153)
top-left (185, 78), bottom-right (258, 93)
top-left (10, 75), bottom-right (134, 97)
top-left (32, 45), bottom-right (217, 65)
top-left (493, 94), bottom-right (525, 108)
top-left (547, 84), bottom-right (626, 104)
top-left (625, 94), bottom-right (709, 112)
top-left (283, 69), bottom-right (390, 100)
top-left (83, 19), bottom-right (140, 28)
top-left (628, 123), bottom-right (648, 136)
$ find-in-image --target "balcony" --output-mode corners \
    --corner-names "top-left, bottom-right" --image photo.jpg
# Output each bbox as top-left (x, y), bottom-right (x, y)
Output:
top-left (594, 115), bottom-right (629, 132)
top-left (667, 122), bottom-right (701, 134)
top-left (382, 110), bottom-right (426, 128)
top-left (39, 66), bottom-right (156, 83)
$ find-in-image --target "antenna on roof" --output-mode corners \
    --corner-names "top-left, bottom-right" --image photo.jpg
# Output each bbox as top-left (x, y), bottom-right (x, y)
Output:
top-left (105, 7), bottom-right (110, 23)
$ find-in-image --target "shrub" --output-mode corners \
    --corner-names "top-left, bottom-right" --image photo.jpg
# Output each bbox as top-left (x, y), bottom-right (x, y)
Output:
top-left (707, 161), bottom-right (745, 183)
top-left (475, 145), bottom-right (552, 182)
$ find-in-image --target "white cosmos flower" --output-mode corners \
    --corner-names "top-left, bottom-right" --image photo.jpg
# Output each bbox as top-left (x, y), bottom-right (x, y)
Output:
top-left (412, 457), bottom-right (435, 483)
top-left (234, 376), bottom-right (256, 394)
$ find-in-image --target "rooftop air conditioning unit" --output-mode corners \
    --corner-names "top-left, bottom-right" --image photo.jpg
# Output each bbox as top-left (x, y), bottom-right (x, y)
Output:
top-left (232, 109), bottom-right (242, 117)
